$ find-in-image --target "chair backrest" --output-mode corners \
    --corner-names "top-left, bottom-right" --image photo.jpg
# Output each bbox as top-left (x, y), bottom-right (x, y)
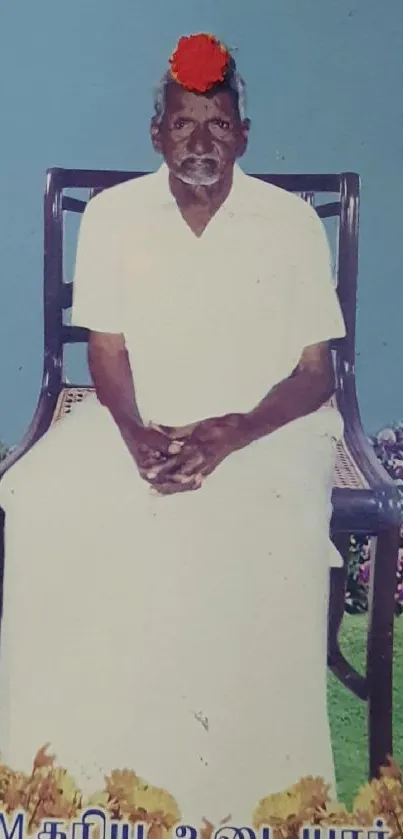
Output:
top-left (43, 168), bottom-right (360, 400)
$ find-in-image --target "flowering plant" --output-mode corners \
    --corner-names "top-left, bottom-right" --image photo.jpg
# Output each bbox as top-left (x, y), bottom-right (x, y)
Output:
top-left (169, 33), bottom-right (231, 93)
top-left (346, 422), bottom-right (403, 616)
top-left (0, 748), bottom-right (402, 839)
top-left (253, 757), bottom-right (403, 839)
top-left (0, 746), bottom-right (179, 836)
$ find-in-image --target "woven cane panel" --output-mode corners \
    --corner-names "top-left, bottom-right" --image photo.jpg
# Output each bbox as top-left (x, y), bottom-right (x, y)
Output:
top-left (333, 440), bottom-right (368, 489)
top-left (52, 387), bottom-right (369, 490)
top-left (52, 387), bottom-right (92, 422)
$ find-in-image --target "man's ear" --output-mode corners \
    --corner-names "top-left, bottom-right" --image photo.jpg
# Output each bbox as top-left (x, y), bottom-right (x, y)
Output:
top-left (150, 117), bottom-right (163, 153)
top-left (237, 118), bottom-right (251, 158)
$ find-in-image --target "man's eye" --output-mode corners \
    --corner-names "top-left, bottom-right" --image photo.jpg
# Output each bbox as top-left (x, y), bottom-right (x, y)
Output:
top-left (173, 118), bottom-right (187, 129)
top-left (213, 119), bottom-right (230, 130)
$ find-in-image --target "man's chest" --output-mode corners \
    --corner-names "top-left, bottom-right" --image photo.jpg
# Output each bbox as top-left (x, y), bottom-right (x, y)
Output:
top-left (120, 210), bottom-right (295, 338)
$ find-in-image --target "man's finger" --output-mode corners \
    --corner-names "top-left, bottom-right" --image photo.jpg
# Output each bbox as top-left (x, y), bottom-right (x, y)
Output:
top-left (200, 458), bottom-right (218, 477)
top-left (144, 453), bottom-right (184, 482)
top-left (150, 423), bottom-right (177, 439)
top-left (168, 441), bottom-right (185, 455)
top-left (170, 452), bottom-right (204, 480)
top-left (137, 453), bottom-right (168, 473)
top-left (151, 476), bottom-right (202, 495)
top-left (139, 427), bottom-right (174, 457)
top-left (139, 449), bottom-right (165, 464)
top-left (150, 435), bottom-right (172, 456)
top-left (151, 422), bottom-right (198, 440)
top-left (137, 442), bottom-right (164, 460)
top-left (175, 453), bottom-right (205, 478)
top-left (147, 446), bottom-right (199, 482)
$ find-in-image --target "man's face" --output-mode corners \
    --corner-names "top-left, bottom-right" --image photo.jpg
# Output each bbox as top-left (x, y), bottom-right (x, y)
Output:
top-left (151, 83), bottom-right (249, 187)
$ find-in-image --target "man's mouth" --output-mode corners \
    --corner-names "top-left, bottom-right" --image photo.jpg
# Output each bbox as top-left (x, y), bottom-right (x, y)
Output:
top-left (181, 157), bottom-right (219, 173)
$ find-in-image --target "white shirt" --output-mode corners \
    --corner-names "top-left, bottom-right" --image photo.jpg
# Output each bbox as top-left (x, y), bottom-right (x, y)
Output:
top-left (71, 164), bottom-right (346, 428)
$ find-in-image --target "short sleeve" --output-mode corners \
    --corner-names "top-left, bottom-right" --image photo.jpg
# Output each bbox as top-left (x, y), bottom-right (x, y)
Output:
top-left (291, 203), bottom-right (346, 349)
top-left (71, 194), bottom-right (124, 334)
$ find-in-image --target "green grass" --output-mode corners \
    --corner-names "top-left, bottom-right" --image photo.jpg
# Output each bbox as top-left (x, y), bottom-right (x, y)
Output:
top-left (328, 613), bottom-right (403, 807)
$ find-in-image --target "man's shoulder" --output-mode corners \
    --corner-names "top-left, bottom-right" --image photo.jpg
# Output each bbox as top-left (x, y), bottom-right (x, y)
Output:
top-left (82, 169), bottom-right (162, 221)
top-left (239, 169), bottom-right (321, 227)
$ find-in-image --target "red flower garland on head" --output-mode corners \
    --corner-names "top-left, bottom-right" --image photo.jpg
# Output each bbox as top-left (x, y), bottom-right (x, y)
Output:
top-left (169, 33), bottom-right (231, 94)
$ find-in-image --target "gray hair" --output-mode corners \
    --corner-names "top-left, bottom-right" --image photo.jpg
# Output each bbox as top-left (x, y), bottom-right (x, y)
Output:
top-left (153, 69), bottom-right (248, 124)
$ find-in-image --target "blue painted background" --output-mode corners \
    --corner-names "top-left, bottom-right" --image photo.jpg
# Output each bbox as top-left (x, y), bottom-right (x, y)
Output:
top-left (1, 0), bottom-right (402, 445)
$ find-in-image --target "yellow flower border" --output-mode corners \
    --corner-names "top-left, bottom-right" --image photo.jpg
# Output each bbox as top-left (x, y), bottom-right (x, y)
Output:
top-left (0, 748), bottom-right (402, 839)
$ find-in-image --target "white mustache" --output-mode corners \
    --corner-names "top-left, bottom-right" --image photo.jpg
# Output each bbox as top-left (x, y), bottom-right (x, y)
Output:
top-left (179, 156), bottom-right (219, 167)
top-left (178, 170), bottom-right (220, 186)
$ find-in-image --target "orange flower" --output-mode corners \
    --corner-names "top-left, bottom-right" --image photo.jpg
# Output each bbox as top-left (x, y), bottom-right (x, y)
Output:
top-left (169, 33), bottom-right (230, 93)
top-left (33, 744), bottom-right (55, 771)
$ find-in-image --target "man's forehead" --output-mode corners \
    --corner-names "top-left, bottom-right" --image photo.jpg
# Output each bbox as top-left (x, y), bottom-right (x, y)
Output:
top-left (165, 85), bottom-right (236, 117)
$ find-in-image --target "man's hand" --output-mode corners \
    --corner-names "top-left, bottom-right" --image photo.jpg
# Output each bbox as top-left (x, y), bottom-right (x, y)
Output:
top-left (129, 425), bottom-right (175, 472)
top-left (87, 332), bottom-right (198, 492)
top-left (148, 414), bottom-right (248, 493)
top-left (128, 425), bottom-right (202, 494)
top-left (147, 340), bottom-right (335, 495)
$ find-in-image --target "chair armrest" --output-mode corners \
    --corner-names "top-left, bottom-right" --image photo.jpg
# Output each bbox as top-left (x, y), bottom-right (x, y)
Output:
top-left (0, 388), bottom-right (58, 480)
top-left (337, 368), bottom-right (399, 490)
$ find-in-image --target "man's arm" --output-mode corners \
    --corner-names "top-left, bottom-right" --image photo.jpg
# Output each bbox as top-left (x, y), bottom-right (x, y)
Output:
top-left (241, 341), bottom-right (335, 444)
top-left (88, 331), bottom-right (172, 464)
top-left (149, 342), bottom-right (336, 491)
top-left (88, 331), bottom-right (142, 429)
top-left (72, 197), bottom-right (186, 482)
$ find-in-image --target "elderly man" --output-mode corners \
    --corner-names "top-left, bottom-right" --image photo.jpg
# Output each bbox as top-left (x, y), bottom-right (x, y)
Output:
top-left (0, 34), bottom-right (346, 827)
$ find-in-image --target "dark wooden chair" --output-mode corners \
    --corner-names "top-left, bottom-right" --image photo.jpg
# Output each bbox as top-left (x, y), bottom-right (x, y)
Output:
top-left (0, 168), bottom-right (401, 780)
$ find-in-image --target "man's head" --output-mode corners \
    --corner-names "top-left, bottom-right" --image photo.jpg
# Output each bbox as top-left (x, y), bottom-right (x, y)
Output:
top-left (151, 35), bottom-right (250, 187)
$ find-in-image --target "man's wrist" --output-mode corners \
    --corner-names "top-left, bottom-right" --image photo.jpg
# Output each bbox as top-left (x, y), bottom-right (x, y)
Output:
top-left (129, 419), bottom-right (147, 442)
top-left (118, 417), bottom-right (146, 450)
top-left (229, 412), bottom-right (266, 450)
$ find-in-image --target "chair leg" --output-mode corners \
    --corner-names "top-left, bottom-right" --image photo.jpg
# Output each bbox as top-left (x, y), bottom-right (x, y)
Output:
top-left (328, 533), bottom-right (350, 656)
top-left (328, 533), bottom-right (368, 699)
top-left (367, 525), bottom-right (400, 778)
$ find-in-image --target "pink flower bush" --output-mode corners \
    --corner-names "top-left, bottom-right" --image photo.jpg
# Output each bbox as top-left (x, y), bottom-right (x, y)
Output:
top-left (346, 423), bottom-right (403, 616)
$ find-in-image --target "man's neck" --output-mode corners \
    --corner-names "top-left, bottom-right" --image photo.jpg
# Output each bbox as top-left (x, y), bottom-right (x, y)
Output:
top-left (168, 165), bottom-right (234, 215)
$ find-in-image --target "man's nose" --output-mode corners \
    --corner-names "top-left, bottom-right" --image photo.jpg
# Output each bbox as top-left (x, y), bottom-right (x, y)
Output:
top-left (187, 124), bottom-right (214, 155)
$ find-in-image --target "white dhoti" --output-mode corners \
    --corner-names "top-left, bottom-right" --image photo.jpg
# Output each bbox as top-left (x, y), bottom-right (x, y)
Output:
top-left (0, 396), bottom-right (342, 825)
top-left (0, 164), bottom-right (347, 825)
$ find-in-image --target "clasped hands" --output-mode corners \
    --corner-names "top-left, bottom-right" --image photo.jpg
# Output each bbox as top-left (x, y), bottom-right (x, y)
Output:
top-left (133, 414), bottom-right (249, 496)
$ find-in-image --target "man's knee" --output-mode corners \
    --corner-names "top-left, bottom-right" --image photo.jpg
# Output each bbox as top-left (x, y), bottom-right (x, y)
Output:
top-left (0, 432), bottom-right (67, 511)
